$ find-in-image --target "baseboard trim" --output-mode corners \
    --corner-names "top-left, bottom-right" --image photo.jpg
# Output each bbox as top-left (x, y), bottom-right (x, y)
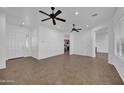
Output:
top-left (37, 53), bottom-right (64, 60)
top-left (7, 57), bottom-right (24, 60)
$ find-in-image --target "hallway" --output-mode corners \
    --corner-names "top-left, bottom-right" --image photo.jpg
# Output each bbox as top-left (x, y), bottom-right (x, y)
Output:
top-left (0, 53), bottom-right (123, 85)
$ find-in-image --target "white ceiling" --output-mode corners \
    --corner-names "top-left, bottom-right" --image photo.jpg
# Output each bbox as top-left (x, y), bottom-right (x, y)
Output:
top-left (0, 7), bottom-right (117, 31)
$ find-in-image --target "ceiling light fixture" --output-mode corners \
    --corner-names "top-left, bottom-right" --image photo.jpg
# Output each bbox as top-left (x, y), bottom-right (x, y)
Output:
top-left (22, 22), bottom-right (25, 25)
top-left (86, 25), bottom-right (89, 27)
top-left (75, 11), bottom-right (79, 15)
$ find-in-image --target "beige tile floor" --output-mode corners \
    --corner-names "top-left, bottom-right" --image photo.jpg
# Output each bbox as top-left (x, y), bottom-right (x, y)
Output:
top-left (0, 53), bottom-right (123, 85)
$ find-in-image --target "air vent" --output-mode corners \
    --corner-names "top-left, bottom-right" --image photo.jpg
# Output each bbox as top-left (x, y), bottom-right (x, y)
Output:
top-left (92, 13), bottom-right (98, 17)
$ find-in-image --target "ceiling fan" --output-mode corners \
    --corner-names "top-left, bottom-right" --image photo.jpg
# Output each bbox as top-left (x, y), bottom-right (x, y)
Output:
top-left (39, 7), bottom-right (66, 25)
top-left (70, 24), bottom-right (82, 32)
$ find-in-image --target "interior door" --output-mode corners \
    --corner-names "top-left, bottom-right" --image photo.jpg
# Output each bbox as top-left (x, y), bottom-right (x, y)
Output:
top-left (7, 28), bottom-right (30, 59)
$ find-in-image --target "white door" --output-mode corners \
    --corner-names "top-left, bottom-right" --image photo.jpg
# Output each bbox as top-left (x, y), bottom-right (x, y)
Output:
top-left (7, 26), bottom-right (30, 59)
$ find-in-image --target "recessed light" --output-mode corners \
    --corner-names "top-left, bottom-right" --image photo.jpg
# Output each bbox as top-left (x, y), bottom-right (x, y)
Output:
top-left (86, 25), bottom-right (89, 27)
top-left (75, 11), bottom-right (79, 15)
top-left (22, 22), bottom-right (25, 25)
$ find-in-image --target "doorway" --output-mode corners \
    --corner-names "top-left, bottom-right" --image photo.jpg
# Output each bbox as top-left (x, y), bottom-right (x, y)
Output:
top-left (94, 27), bottom-right (109, 58)
top-left (64, 35), bottom-right (70, 55)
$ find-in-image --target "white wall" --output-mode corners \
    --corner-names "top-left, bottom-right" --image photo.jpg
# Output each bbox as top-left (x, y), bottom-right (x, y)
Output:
top-left (38, 26), bottom-right (64, 59)
top-left (6, 24), bottom-right (31, 59)
top-left (109, 8), bottom-right (124, 82)
top-left (64, 35), bottom-right (69, 40)
top-left (70, 30), bottom-right (94, 57)
top-left (0, 13), bottom-right (6, 69)
top-left (31, 28), bottom-right (39, 59)
top-left (96, 30), bottom-right (108, 53)
top-left (70, 33), bottom-right (74, 55)
top-left (31, 26), bottom-right (64, 59)
top-left (5, 23), bottom-right (64, 60)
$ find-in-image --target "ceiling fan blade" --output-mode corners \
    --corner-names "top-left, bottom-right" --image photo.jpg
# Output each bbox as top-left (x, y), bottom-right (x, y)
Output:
top-left (41, 18), bottom-right (51, 21)
top-left (75, 29), bottom-right (79, 32)
top-left (55, 10), bottom-right (62, 16)
top-left (52, 19), bottom-right (56, 25)
top-left (56, 17), bottom-right (66, 22)
top-left (76, 28), bottom-right (82, 30)
top-left (39, 10), bottom-right (50, 17)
